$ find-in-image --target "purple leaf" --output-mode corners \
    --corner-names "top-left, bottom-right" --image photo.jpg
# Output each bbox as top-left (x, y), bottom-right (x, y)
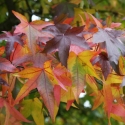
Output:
top-left (121, 76), bottom-right (125, 87)
top-left (43, 24), bottom-right (89, 67)
top-left (92, 52), bottom-right (111, 80)
top-left (0, 31), bottom-right (23, 57)
top-left (93, 28), bottom-right (125, 64)
top-left (0, 57), bottom-right (16, 72)
top-left (12, 53), bottom-right (48, 68)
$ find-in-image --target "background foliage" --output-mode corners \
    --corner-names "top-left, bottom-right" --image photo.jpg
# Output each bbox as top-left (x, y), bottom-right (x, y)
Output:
top-left (1, 0), bottom-right (125, 32)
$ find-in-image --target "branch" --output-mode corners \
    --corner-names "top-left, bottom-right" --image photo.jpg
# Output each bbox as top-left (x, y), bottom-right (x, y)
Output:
top-left (0, 1), bottom-right (5, 6)
top-left (5, 0), bottom-right (15, 17)
top-left (25, 0), bottom-right (32, 21)
top-left (0, 0), bottom-right (19, 32)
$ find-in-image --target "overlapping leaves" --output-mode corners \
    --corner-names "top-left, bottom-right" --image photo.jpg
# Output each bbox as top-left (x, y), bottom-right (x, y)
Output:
top-left (43, 24), bottom-right (90, 66)
top-left (1, 7), bottom-right (125, 125)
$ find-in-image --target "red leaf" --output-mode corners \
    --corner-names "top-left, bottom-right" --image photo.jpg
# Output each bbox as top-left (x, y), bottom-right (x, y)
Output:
top-left (5, 102), bottom-right (31, 123)
top-left (66, 100), bottom-right (74, 110)
top-left (111, 104), bottom-right (125, 117)
top-left (0, 98), bottom-right (4, 108)
top-left (54, 85), bottom-right (61, 106)
top-left (53, 64), bottom-right (72, 87)
top-left (103, 83), bottom-right (113, 117)
top-left (37, 71), bottom-right (58, 121)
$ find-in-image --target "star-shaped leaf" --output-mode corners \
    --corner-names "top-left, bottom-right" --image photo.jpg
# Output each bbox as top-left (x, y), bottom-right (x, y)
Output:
top-left (13, 61), bottom-right (59, 121)
top-left (93, 28), bottom-right (125, 64)
top-left (92, 51), bottom-right (111, 79)
top-left (0, 31), bottom-right (23, 57)
top-left (68, 51), bottom-right (99, 102)
top-left (43, 24), bottom-right (90, 67)
top-left (12, 11), bottom-right (53, 55)
top-left (0, 57), bottom-right (16, 72)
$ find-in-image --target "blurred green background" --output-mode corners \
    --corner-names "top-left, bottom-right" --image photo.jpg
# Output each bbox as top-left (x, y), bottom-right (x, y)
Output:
top-left (1, 0), bottom-right (125, 32)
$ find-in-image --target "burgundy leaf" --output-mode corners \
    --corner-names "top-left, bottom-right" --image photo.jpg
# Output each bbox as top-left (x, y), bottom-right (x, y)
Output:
top-left (43, 24), bottom-right (89, 67)
top-left (92, 52), bottom-right (111, 79)
top-left (12, 54), bottom-right (32, 66)
top-left (37, 71), bottom-right (55, 121)
top-left (33, 53), bottom-right (48, 68)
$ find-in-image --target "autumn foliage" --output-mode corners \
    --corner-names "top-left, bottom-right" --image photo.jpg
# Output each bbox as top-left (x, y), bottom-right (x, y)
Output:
top-left (1, 1), bottom-right (125, 125)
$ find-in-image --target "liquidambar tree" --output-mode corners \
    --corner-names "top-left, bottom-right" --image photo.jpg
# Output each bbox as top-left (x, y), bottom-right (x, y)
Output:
top-left (0, 0), bottom-right (125, 125)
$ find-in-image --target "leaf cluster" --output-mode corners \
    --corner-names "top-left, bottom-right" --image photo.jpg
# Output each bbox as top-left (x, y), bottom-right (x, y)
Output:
top-left (1, 1), bottom-right (125, 125)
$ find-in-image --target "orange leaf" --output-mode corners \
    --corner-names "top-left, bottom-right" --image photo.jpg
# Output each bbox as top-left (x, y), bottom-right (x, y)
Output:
top-left (103, 82), bottom-right (113, 117)
top-left (0, 46), bottom-right (5, 55)
top-left (54, 85), bottom-right (61, 106)
top-left (13, 67), bottom-right (42, 79)
top-left (92, 91), bottom-right (104, 110)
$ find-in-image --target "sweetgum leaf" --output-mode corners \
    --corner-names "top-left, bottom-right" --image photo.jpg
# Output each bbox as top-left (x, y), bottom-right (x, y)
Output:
top-left (0, 57), bottom-right (16, 72)
top-left (37, 71), bottom-right (56, 121)
top-left (43, 24), bottom-right (89, 67)
top-left (5, 101), bottom-right (32, 123)
top-left (93, 28), bottom-right (125, 64)
top-left (12, 11), bottom-right (53, 55)
top-left (0, 31), bottom-right (23, 57)
top-left (12, 52), bottom-right (48, 68)
top-left (92, 52), bottom-right (111, 79)
top-left (68, 51), bottom-right (98, 102)
top-left (103, 82), bottom-right (113, 117)
top-left (111, 104), bottom-right (125, 117)
top-left (14, 61), bottom-right (59, 121)
top-left (0, 77), bottom-right (8, 86)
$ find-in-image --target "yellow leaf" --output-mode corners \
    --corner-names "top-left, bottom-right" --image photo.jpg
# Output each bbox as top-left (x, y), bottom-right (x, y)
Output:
top-left (86, 75), bottom-right (98, 94)
top-left (106, 74), bottom-right (123, 84)
top-left (13, 67), bottom-right (42, 78)
top-left (68, 51), bottom-right (99, 103)
top-left (119, 56), bottom-right (125, 75)
top-left (32, 98), bottom-right (44, 125)
top-left (111, 114), bottom-right (125, 122)
top-left (21, 99), bottom-right (33, 118)
top-left (44, 61), bottom-right (58, 85)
